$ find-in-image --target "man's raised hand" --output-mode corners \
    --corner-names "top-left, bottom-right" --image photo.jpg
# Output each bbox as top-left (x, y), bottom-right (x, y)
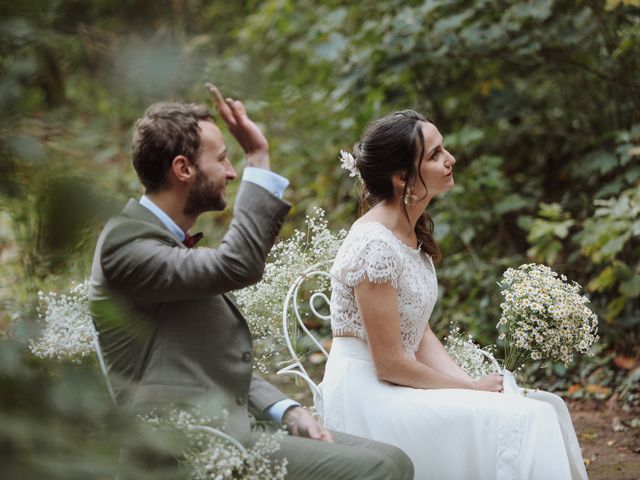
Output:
top-left (205, 82), bottom-right (270, 169)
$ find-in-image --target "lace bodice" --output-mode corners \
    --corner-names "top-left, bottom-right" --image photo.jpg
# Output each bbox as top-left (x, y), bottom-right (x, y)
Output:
top-left (330, 222), bottom-right (438, 354)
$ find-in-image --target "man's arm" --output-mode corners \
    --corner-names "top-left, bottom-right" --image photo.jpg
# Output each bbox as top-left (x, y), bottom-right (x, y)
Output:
top-left (102, 85), bottom-right (291, 303)
top-left (206, 85), bottom-right (333, 442)
top-left (248, 374), bottom-right (333, 443)
top-left (248, 373), bottom-right (290, 416)
top-left (101, 182), bottom-right (290, 304)
top-left (242, 167), bottom-right (288, 199)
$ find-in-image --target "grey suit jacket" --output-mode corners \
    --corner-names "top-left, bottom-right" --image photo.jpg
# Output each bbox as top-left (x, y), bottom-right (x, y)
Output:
top-left (89, 181), bottom-right (291, 440)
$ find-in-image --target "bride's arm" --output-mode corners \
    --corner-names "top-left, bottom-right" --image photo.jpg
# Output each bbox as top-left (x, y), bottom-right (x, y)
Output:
top-left (415, 325), bottom-right (473, 382)
top-left (355, 279), bottom-right (500, 391)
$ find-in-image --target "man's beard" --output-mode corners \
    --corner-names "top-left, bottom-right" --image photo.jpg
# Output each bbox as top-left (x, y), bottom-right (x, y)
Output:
top-left (183, 172), bottom-right (226, 216)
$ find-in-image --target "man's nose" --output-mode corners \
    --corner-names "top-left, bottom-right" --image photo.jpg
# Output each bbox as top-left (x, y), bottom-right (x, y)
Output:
top-left (226, 160), bottom-right (238, 180)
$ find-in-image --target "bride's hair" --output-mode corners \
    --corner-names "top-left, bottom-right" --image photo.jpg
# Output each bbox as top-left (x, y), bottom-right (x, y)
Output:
top-left (353, 109), bottom-right (440, 261)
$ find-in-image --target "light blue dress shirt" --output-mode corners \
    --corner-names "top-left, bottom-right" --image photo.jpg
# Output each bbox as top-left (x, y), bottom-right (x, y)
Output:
top-left (242, 167), bottom-right (289, 199)
top-left (139, 168), bottom-right (299, 423)
top-left (139, 196), bottom-right (186, 241)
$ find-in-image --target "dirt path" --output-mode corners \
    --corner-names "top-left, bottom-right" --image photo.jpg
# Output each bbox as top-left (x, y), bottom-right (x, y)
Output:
top-left (270, 374), bottom-right (640, 479)
top-left (569, 399), bottom-right (640, 480)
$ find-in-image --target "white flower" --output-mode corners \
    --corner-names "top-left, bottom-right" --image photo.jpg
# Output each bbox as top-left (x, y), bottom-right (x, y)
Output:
top-left (140, 407), bottom-right (288, 480)
top-left (497, 263), bottom-right (599, 371)
top-left (338, 149), bottom-right (361, 180)
top-left (29, 279), bottom-right (94, 363)
top-left (235, 208), bottom-right (346, 373)
top-left (445, 325), bottom-right (500, 379)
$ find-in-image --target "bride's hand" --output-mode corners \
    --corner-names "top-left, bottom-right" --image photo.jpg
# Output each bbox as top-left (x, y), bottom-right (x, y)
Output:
top-left (470, 374), bottom-right (504, 393)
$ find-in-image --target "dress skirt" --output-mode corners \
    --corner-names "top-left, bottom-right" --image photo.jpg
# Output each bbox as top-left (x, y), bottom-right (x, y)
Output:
top-left (319, 337), bottom-right (588, 480)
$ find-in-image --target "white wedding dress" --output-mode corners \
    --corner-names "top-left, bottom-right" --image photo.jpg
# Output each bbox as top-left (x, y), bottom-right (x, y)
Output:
top-left (319, 222), bottom-right (588, 480)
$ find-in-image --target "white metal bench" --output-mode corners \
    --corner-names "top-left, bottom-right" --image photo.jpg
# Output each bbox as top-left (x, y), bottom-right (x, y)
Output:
top-left (276, 261), bottom-right (333, 418)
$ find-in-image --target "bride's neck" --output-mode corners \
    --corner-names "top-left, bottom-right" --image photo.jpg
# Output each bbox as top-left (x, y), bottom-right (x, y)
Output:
top-left (365, 199), bottom-right (425, 238)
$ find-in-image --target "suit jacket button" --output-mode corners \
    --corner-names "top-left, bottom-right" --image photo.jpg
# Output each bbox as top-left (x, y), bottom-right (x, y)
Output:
top-left (242, 352), bottom-right (252, 362)
top-left (236, 395), bottom-right (246, 405)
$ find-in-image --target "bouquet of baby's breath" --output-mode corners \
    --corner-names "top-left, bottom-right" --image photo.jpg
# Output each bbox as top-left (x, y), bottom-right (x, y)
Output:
top-left (236, 208), bottom-right (346, 373)
top-left (445, 325), bottom-right (501, 379)
top-left (141, 407), bottom-right (288, 480)
top-left (497, 264), bottom-right (599, 372)
top-left (29, 279), bottom-right (94, 363)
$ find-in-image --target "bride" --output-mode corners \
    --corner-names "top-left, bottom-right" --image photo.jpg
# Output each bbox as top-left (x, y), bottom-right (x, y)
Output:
top-left (319, 110), bottom-right (588, 480)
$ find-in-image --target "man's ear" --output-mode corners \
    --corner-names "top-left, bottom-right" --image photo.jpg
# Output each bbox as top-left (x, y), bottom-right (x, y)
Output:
top-left (170, 155), bottom-right (196, 184)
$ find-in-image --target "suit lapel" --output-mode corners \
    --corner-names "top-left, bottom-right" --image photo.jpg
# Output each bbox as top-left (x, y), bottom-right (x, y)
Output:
top-left (121, 199), bottom-right (249, 335)
top-left (121, 198), bottom-right (185, 248)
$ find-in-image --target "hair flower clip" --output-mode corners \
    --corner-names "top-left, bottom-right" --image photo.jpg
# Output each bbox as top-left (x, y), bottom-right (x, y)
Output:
top-left (339, 149), bottom-right (361, 180)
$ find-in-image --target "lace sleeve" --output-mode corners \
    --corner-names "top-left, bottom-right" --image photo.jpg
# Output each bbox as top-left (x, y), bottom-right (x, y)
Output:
top-left (333, 236), bottom-right (403, 289)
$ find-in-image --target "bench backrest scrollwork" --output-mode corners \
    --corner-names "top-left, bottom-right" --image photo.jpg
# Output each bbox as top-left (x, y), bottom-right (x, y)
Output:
top-left (277, 261), bottom-right (333, 417)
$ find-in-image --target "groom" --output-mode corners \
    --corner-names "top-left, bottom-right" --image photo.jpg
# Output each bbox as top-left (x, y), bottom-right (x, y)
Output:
top-left (89, 84), bottom-right (413, 479)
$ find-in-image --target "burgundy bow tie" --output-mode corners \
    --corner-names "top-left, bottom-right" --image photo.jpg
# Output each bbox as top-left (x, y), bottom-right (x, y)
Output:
top-left (183, 232), bottom-right (204, 248)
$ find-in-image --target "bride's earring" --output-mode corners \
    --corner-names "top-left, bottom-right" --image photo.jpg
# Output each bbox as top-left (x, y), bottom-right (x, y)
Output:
top-left (403, 187), bottom-right (417, 206)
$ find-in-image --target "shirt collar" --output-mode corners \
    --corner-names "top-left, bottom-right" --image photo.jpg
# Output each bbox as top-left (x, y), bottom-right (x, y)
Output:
top-left (139, 195), bottom-right (186, 242)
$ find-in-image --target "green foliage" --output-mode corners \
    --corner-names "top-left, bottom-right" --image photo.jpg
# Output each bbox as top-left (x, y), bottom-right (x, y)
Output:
top-left (524, 203), bottom-right (575, 265)
top-left (0, 338), bottom-right (185, 479)
top-left (580, 185), bottom-right (640, 324)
